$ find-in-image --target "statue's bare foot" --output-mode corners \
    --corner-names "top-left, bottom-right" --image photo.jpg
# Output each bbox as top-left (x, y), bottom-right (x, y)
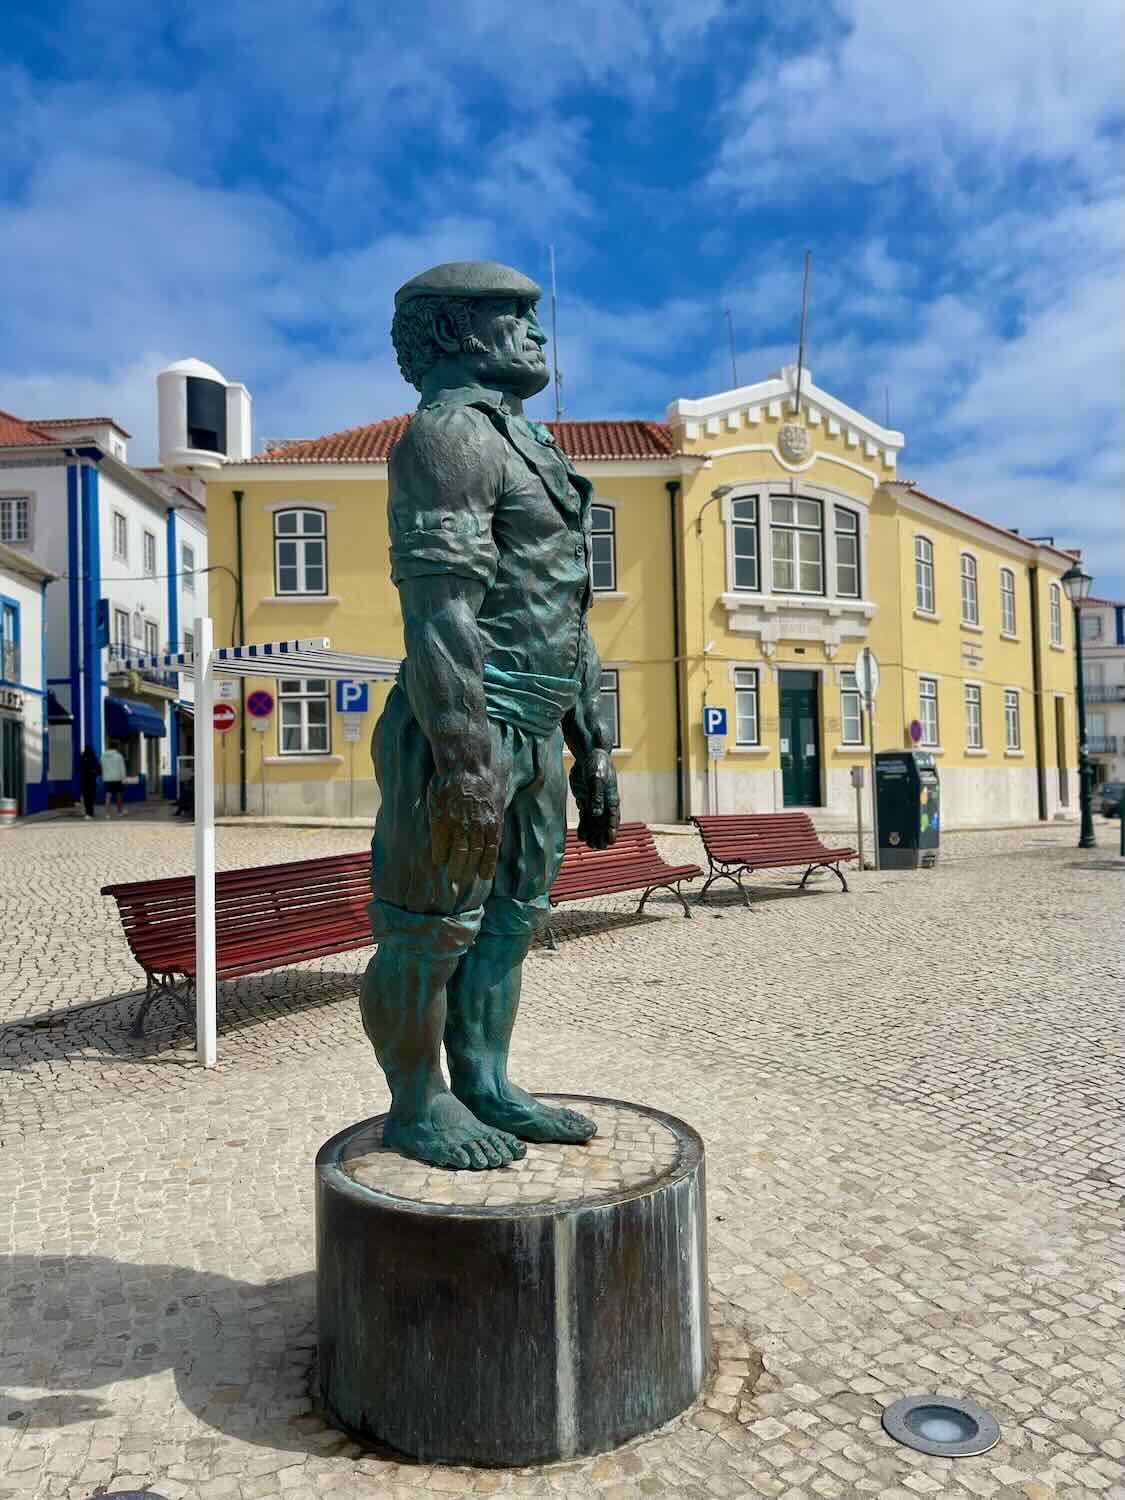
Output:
top-left (383, 1091), bottom-right (526, 1171)
top-left (454, 1082), bottom-right (597, 1145)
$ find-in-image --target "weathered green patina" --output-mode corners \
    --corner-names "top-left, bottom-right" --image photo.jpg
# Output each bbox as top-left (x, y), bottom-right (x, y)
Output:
top-left (360, 261), bottom-right (620, 1171)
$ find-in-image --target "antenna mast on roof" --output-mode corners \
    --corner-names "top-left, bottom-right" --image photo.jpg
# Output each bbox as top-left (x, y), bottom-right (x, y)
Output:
top-left (549, 244), bottom-right (564, 422)
top-left (793, 250), bottom-right (811, 414)
top-left (725, 307), bottom-right (739, 388)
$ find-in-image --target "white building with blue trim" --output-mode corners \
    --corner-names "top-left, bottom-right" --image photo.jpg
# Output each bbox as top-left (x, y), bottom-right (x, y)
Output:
top-left (0, 540), bottom-right (57, 818)
top-left (0, 409), bottom-right (207, 812)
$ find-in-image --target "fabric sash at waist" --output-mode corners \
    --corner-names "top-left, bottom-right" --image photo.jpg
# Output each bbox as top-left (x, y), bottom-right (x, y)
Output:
top-left (481, 663), bottom-right (579, 738)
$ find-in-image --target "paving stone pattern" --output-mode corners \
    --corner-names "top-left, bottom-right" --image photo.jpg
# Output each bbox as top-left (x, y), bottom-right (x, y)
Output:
top-left (1, 811), bottom-right (1123, 1499)
top-left (345, 1100), bottom-right (682, 1208)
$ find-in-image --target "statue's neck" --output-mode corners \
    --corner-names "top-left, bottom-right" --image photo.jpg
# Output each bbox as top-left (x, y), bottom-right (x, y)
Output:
top-left (418, 362), bottom-right (525, 416)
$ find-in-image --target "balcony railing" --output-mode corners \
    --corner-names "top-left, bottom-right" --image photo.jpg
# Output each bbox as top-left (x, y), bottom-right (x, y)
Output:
top-left (1087, 735), bottom-right (1119, 755)
top-left (106, 646), bottom-right (178, 690)
top-left (1084, 683), bottom-right (1125, 702)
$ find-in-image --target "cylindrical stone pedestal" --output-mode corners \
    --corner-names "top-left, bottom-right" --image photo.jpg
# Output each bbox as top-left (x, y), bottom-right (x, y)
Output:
top-left (316, 1094), bottom-right (709, 1467)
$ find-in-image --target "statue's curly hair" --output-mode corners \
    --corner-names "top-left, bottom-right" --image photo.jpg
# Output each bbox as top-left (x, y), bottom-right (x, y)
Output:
top-left (390, 296), bottom-right (487, 391)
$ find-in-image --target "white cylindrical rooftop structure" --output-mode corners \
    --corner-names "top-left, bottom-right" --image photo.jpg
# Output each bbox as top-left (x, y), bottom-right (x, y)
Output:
top-left (158, 359), bottom-right (252, 472)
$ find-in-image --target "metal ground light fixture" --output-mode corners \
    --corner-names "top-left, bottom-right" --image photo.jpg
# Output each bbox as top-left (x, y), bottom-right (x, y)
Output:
top-left (882, 1394), bottom-right (1001, 1458)
top-left (1060, 560), bottom-right (1096, 849)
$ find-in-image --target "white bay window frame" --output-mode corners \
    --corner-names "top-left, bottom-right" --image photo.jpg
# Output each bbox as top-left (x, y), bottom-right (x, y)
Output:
top-left (278, 678), bottom-right (331, 755)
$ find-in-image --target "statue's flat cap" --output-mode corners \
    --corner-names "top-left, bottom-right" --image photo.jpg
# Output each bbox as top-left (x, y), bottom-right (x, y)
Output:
top-left (394, 260), bottom-right (542, 311)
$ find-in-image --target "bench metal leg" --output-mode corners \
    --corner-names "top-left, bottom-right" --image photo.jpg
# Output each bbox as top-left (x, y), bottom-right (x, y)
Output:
top-left (830, 862), bottom-right (849, 893)
top-left (543, 922), bottom-right (558, 952)
top-left (131, 972), bottom-right (194, 1038)
top-left (637, 883), bottom-right (695, 919)
top-left (799, 864), bottom-right (816, 889)
top-left (698, 863), bottom-right (752, 909)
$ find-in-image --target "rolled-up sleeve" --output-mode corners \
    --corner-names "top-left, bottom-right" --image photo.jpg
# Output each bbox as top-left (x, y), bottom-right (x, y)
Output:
top-left (388, 405), bottom-right (502, 589)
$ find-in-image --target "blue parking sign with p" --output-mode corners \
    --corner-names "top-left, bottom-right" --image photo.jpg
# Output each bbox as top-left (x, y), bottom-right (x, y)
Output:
top-left (702, 706), bottom-right (727, 737)
top-left (335, 680), bottom-right (369, 714)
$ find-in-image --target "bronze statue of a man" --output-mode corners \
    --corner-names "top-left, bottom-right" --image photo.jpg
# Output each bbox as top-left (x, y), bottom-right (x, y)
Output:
top-left (360, 261), bottom-right (620, 1170)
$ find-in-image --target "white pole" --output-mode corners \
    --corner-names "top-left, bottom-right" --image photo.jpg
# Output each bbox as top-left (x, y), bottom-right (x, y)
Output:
top-left (866, 687), bottom-right (879, 871)
top-left (194, 614), bottom-right (217, 1068)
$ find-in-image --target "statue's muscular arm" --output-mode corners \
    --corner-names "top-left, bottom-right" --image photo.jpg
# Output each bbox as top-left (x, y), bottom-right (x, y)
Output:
top-left (562, 623), bottom-right (620, 849)
top-left (398, 573), bottom-right (501, 882)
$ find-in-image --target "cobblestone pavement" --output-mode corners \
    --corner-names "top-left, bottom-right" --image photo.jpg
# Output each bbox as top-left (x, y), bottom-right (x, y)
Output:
top-left (1, 812), bottom-right (1123, 1500)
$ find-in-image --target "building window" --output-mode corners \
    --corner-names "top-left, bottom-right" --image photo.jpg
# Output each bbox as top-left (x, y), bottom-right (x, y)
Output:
top-left (143, 530), bottom-right (157, 577)
top-left (919, 677), bottom-right (939, 746)
top-left (1004, 690), bottom-right (1021, 750)
top-left (590, 505), bottom-right (616, 591)
top-left (1080, 612), bottom-right (1103, 641)
top-left (1000, 568), bottom-right (1016, 635)
top-left (1049, 583), bottom-right (1062, 645)
top-left (915, 536), bottom-right (935, 612)
top-left (0, 496), bottom-right (30, 544)
top-left (840, 670), bottom-right (863, 744)
top-left (181, 543), bottom-right (195, 592)
top-left (113, 607), bottom-right (130, 653)
top-left (734, 668), bottom-right (759, 745)
top-left (1, 602), bottom-right (18, 682)
top-left (834, 507), bottom-right (860, 597)
top-left (278, 678), bottom-right (330, 754)
top-left (144, 620), bottom-right (159, 657)
top-left (112, 510), bottom-right (128, 561)
top-left (274, 509), bottom-right (327, 595)
top-left (183, 628), bottom-right (194, 657)
top-left (731, 497), bottom-right (759, 591)
top-left (960, 553), bottom-right (978, 625)
top-left (965, 683), bottom-right (983, 749)
top-left (771, 496), bottom-right (823, 594)
top-left (599, 668), bottom-right (621, 748)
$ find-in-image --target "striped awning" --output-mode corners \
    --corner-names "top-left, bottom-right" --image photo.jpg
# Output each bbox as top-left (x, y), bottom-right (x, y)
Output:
top-left (122, 637), bottom-right (402, 682)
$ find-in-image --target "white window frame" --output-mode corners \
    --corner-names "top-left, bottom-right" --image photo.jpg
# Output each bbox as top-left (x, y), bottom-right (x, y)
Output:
top-left (274, 508), bottom-right (328, 597)
top-left (730, 496), bottom-right (760, 592)
top-left (1080, 612), bottom-right (1103, 641)
top-left (0, 601), bottom-right (18, 682)
top-left (960, 552), bottom-right (979, 625)
top-left (112, 607), bottom-right (130, 652)
top-left (1000, 568), bottom-right (1016, 635)
top-left (1004, 689), bottom-right (1021, 751)
top-left (914, 535), bottom-right (935, 613)
top-left (181, 542), bottom-right (195, 593)
top-left (918, 676), bottom-right (939, 747)
top-left (183, 628), bottom-right (195, 656)
top-left (589, 503), bottom-right (617, 593)
top-left (143, 619), bottom-right (159, 657)
top-left (0, 494), bottom-right (32, 545)
top-left (143, 529), bottom-right (158, 577)
top-left (277, 678), bottom-right (331, 755)
top-left (840, 669), bottom-right (864, 745)
top-left (1049, 583), bottom-right (1062, 646)
top-left (770, 495), bottom-right (824, 595)
top-left (734, 667), bottom-right (760, 746)
top-left (834, 506), bottom-right (860, 599)
top-left (599, 668), bottom-right (621, 748)
top-left (112, 509), bottom-right (129, 562)
top-left (964, 682), bottom-right (983, 749)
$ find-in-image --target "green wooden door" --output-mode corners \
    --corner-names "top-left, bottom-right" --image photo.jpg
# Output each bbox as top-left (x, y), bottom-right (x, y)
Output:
top-left (779, 671), bottom-right (821, 807)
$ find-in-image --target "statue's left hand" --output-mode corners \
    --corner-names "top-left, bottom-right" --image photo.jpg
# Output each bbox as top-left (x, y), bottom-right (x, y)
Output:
top-left (568, 750), bottom-right (620, 849)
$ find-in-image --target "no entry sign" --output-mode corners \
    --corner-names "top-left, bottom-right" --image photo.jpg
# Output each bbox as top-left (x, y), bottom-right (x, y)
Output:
top-left (213, 702), bottom-right (238, 733)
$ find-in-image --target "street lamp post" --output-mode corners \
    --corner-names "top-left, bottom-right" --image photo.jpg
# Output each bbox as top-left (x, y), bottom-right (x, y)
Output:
top-left (1061, 561), bottom-right (1096, 850)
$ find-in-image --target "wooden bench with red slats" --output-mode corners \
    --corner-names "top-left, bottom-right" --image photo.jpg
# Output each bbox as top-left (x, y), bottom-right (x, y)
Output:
top-left (692, 811), bottom-right (857, 907)
top-left (100, 850), bottom-right (374, 1036)
top-left (544, 821), bottom-right (703, 948)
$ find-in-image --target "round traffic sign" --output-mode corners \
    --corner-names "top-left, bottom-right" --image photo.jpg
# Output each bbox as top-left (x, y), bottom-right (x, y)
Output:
top-left (246, 689), bottom-right (274, 719)
top-left (854, 647), bottom-right (880, 699)
top-left (213, 702), bottom-right (238, 733)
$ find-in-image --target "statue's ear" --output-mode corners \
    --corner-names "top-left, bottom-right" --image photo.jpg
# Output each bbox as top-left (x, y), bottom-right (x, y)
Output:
top-left (432, 310), bottom-right (461, 355)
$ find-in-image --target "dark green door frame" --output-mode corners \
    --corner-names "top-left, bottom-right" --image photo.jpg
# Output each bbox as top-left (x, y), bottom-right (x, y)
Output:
top-left (778, 669), bottom-right (821, 807)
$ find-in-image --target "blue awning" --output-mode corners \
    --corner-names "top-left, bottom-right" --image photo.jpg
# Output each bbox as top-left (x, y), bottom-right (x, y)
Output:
top-left (105, 696), bottom-right (167, 738)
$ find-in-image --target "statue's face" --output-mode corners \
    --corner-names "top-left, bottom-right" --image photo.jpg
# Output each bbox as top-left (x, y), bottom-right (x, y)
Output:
top-left (460, 297), bottom-right (550, 399)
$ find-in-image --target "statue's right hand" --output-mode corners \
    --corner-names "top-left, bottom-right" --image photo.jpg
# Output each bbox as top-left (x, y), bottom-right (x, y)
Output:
top-left (428, 770), bottom-right (503, 883)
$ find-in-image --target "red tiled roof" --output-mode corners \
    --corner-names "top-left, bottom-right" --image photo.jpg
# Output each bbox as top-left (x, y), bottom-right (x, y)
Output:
top-left (250, 414), bottom-right (678, 464)
top-left (26, 416), bottom-right (132, 437)
top-left (1081, 597), bottom-right (1124, 608)
top-left (0, 410), bottom-right (55, 447)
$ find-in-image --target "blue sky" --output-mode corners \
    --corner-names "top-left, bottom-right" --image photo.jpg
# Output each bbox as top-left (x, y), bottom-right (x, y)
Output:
top-left (3, 0), bottom-right (1123, 595)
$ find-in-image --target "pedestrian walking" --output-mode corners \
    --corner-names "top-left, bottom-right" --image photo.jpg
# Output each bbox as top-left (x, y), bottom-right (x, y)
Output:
top-left (100, 743), bottom-right (127, 817)
top-left (78, 745), bottom-right (101, 819)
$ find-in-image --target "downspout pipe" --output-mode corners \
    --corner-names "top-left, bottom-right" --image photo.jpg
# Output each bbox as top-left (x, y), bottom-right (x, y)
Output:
top-left (233, 489), bottom-right (247, 814)
top-left (1028, 562), bottom-right (1047, 821)
top-left (665, 481), bottom-right (685, 822)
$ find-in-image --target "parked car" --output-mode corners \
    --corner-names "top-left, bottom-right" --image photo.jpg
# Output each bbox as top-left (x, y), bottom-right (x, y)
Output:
top-left (1096, 780), bottom-right (1125, 817)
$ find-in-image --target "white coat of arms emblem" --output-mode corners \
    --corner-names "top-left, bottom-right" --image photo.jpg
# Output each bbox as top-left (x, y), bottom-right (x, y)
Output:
top-left (778, 422), bottom-right (811, 462)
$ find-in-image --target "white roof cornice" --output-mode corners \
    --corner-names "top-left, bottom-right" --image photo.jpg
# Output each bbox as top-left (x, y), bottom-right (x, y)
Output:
top-left (667, 364), bottom-right (905, 453)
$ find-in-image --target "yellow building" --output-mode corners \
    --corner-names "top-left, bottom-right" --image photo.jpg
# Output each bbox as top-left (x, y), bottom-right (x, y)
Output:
top-left (199, 363), bottom-right (1078, 827)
